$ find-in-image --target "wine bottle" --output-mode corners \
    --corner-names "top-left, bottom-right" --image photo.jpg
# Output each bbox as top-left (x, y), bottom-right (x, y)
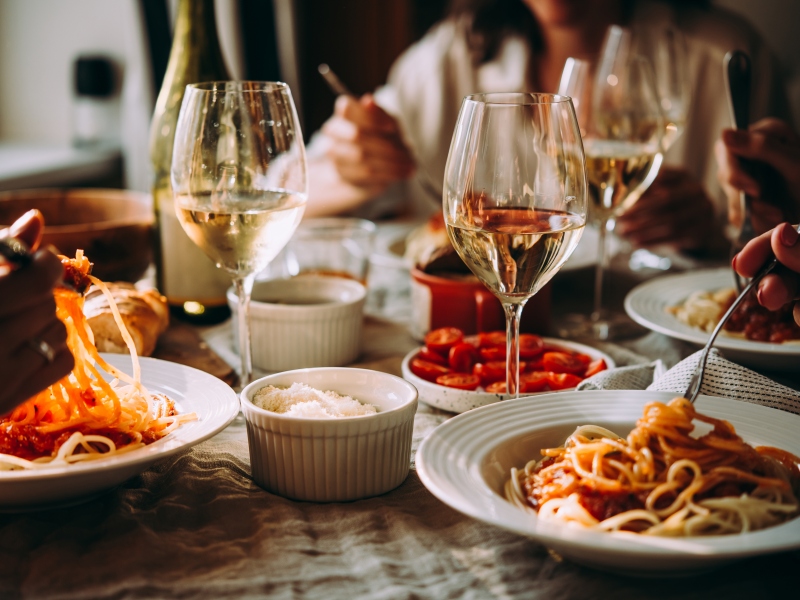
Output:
top-left (148, 0), bottom-right (233, 324)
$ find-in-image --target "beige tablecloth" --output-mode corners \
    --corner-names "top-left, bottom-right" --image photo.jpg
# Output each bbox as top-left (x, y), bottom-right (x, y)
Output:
top-left (1, 315), bottom-right (798, 599)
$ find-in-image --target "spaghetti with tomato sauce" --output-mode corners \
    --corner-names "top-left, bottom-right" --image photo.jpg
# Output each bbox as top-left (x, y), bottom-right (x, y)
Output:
top-left (505, 398), bottom-right (800, 536)
top-left (0, 251), bottom-right (194, 470)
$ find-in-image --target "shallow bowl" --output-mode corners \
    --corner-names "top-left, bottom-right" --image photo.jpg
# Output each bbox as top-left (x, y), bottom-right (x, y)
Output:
top-left (0, 187), bottom-right (153, 282)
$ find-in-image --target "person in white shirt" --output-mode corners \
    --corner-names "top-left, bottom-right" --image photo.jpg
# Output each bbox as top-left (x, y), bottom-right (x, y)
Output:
top-left (306, 0), bottom-right (790, 256)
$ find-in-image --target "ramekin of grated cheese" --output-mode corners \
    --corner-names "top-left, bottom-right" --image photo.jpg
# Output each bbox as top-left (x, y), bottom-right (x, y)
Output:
top-left (241, 367), bottom-right (418, 502)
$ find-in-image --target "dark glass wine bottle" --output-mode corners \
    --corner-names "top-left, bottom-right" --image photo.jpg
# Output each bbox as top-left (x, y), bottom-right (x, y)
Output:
top-left (148, 0), bottom-right (232, 324)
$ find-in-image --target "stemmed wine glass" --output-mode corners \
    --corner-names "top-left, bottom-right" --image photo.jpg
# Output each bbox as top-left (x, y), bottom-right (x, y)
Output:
top-left (558, 26), bottom-right (664, 340)
top-left (443, 93), bottom-right (587, 397)
top-left (171, 81), bottom-right (307, 387)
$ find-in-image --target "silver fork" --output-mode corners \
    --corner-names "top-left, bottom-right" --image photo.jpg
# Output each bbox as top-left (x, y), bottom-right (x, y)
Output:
top-left (683, 222), bottom-right (800, 402)
top-left (724, 50), bottom-right (753, 293)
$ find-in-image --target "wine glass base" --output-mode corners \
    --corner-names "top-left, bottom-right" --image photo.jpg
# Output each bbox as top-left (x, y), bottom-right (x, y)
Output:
top-left (555, 311), bottom-right (647, 342)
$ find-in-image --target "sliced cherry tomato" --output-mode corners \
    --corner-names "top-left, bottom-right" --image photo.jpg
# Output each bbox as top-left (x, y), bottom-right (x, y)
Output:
top-left (449, 342), bottom-right (478, 372)
top-left (520, 371), bottom-right (549, 392)
top-left (409, 358), bottom-right (450, 382)
top-left (541, 351), bottom-right (588, 375)
top-left (518, 334), bottom-right (545, 359)
top-left (584, 358), bottom-right (608, 378)
top-left (436, 373), bottom-right (481, 391)
top-left (524, 355), bottom-right (544, 371)
top-left (417, 347), bottom-right (448, 366)
top-left (424, 327), bottom-right (464, 355)
top-left (479, 346), bottom-right (506, 362)
top-left (545, 371), bottom-right (583, 390)
top-left (473, 361), bottom-right (506, 386)
top-left (477, 331), bottom-right (506, 348)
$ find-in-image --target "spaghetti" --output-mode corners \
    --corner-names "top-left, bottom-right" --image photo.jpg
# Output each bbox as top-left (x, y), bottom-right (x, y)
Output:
top-left (505, 397), bottom-right (800, 536)
top-left (0, 251), bottom-right (195, 470)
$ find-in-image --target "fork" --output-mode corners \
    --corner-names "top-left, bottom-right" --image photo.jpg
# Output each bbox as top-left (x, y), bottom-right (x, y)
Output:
top-left (724, 50), bottom-right (753, 293)
top-left (683, 222), bottom-right (800, 402)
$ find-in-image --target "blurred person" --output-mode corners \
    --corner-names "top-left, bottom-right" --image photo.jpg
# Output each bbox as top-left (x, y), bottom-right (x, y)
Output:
top-left (0, 210), bottom-right (73, 414)
top-left (306, 0), bottom-right (790, 256)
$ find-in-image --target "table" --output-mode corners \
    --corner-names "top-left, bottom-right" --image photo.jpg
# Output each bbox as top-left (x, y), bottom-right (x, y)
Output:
top-left (1, 226), bottom-right (798, 599)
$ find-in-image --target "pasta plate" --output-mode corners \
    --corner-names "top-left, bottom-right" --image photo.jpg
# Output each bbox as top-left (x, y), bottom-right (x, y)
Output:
top-left (624, 268), bottom-right (800, 371)
top-left (416, 390), bottom-right (800, 575)
top-left (0, 354), bottom-right (240, 511)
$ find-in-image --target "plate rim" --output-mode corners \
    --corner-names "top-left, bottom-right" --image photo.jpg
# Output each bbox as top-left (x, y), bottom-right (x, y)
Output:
top-left (0, 354), bottom-right (240, 482)
top-left (624, 268), bottom-right (800, 356)
top-left (416, 389), bottom-right (800, 563)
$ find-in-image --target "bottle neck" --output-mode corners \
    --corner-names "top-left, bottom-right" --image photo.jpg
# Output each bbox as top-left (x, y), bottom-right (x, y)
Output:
top-left (171, 0), bottom-right (228, 79)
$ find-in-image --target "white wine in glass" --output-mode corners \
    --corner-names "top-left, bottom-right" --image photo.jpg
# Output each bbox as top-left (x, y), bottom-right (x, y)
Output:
top-left (171, 81), bottom-right (308, 387)
top-left (558, 27), bottom-right (664, 340)
top-left (444, 93), bottom-right (587, 397)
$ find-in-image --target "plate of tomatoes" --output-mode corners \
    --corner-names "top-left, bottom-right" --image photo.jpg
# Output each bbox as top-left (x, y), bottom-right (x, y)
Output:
top-left (401, 327), bottom-right (615, 413)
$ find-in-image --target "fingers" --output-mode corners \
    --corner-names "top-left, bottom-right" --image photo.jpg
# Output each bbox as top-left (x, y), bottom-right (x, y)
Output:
top-left (721, 127), bottom-right (800, 181)
top-left (0, 348), bottom-right (74, 415)
top-left (733, 223), bottom-right (800, 312)
top-left (0, 318), bottom-right (73, 415)
top-left (333, 94), bottom-right (401, 134)
top-left (0, 296), bottom-right (59, 350)
top-left (0, 249), bottom-right (64, 318)
top-left (616, 171), bottom-right (715, 249)
top-left (6, 209), bottom-right (44, 251)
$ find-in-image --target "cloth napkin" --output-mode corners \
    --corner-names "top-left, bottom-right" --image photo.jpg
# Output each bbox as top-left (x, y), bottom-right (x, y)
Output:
top-left (577, 348), bottom-right (800, 415)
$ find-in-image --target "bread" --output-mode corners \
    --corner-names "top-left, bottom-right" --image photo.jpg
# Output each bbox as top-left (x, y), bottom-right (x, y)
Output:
top-left (84, 283), bottom-right (169, 357)
top-left (404, 213), bottom-right (471, 274)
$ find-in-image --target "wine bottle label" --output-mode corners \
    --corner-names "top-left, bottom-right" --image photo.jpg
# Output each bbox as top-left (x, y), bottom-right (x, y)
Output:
top-left (155, 188), bottom-right (231, 305)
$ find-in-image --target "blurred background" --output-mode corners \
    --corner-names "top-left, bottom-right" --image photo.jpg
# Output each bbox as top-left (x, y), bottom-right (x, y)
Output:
top-left (0, 0), bottom-right (797, 194)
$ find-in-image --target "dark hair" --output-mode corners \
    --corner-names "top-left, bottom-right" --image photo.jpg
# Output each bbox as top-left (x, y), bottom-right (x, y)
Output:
top-left (447, 0), bottom-right (709, 64)
top-left (447, 0), bottom-right (542, 63)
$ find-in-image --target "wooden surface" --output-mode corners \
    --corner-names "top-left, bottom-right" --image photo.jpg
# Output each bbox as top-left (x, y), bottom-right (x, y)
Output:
top-left (152, 320), bottom-right (239, 388)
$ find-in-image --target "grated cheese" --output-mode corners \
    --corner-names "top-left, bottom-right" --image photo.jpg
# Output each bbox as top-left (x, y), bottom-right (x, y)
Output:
top-left (252, 383), bottom-right (378, 418)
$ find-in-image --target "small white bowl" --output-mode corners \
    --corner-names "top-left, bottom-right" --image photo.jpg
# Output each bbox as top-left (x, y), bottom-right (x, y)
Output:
top-left (401, 337), bottom-right (616, 413)
top-left (241, 367), bottom-right (418, 502)
top-left (229, 276), bottom-right (366, 372)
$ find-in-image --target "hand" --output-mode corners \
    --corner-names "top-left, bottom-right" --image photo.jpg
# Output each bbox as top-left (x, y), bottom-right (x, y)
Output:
top-left (715, 118), bottom-right (800, 234)
top-left (615, 166), bottom-right (717, 250)
top-left (733, 222), bottom-right (800, 326)
top-left (0, 210), bottom-right (73, 415)
top-left (321, 93), bottom-right (416, 197)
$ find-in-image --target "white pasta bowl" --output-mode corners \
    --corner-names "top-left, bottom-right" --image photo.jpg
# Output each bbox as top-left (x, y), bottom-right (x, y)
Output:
top-left (416, 390), bottom-right (800, 576)
top-left (240, 367), bottom-right (418, 502)
top-left (228, 276), bottom-right (366, 372)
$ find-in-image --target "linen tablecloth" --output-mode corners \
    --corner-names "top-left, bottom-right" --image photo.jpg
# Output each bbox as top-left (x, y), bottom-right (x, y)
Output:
top-left (1, 315), bottom-right (798, 600)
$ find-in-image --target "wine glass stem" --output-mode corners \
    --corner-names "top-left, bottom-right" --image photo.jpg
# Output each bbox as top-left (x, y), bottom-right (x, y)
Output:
top-left (503, 302), bottom-right (525, 398)
top-left (592, 218), bottom-right (609, 321)
top-left (233, 273), bottom-right (256, 389)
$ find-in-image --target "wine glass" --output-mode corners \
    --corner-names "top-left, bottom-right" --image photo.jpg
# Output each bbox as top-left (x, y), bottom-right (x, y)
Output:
top-left (171, 81), bottom-right (308, 387)
top-left (443, 93), bottom-right (587, 397)
top-left (559, 26), bottom-right (664, 340)
top-left (627, 25), bottom-right (691, 272)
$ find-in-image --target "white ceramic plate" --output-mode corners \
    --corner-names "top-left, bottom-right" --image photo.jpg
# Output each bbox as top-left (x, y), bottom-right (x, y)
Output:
top-left (416, 390), bottom-right (800, 575)
top-left (401, 337), bottom-right (615, 413)
top-left (624, 268), bottom-right (800, 371)
top-left (0, 354), bottom-right (240, 511)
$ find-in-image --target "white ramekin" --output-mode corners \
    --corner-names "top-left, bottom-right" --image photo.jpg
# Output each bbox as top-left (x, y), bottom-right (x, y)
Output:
top-left (241, 368), bottom-right (418, 502)
top-left (228, 276), bottom-right (366, 372)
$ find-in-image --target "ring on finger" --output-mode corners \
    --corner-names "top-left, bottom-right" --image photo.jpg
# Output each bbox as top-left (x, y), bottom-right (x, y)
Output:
top-left (27, 337), bottom-right (56, 364)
